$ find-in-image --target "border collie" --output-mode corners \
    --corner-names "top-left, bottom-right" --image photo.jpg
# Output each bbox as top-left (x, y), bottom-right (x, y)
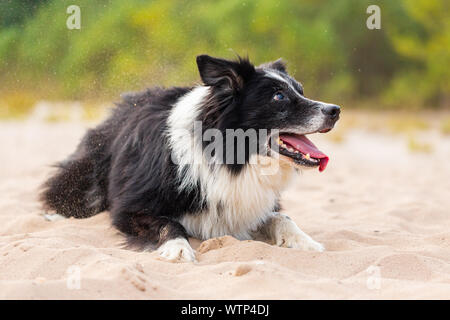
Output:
top-left (41, 55), bottom-right (340, 262)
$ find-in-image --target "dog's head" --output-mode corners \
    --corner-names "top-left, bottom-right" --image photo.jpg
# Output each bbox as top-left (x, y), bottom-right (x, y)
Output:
top-left (196, 54), bottom-right (340, 172)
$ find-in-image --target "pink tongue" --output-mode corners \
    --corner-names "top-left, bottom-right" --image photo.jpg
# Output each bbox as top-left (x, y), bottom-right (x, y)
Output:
top-left (280, 134), bottom-right (329, 172)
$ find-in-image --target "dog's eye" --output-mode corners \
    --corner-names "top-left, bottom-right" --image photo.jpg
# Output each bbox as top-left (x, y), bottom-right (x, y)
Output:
top-left (273, 92), bottom-right (285, 101)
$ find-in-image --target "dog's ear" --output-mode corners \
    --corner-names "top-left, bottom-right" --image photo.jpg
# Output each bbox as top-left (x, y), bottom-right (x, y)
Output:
top-left (260, 58), bottom-right (287, 74)
top-left (196, 55), bottom-right (255, 91)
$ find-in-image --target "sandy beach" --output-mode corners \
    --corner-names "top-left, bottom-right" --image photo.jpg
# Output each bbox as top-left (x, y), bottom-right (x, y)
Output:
top-left (1, 116), bottom-right (450, 299)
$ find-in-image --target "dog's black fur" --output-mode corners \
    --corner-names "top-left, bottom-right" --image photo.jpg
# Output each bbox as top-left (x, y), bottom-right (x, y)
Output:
top-left (41, 55), bottom-right (340, 252)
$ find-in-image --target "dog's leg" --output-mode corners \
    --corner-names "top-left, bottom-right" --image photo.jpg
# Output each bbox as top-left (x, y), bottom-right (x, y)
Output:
top-left (254, 212), bottom-right (324, 252)
top-left (113, 214), bottom-right (196, 262)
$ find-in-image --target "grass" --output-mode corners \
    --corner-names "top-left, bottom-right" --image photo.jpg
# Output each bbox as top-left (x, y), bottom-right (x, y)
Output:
top-left (441, 118), bottom-right (450, 135)
top-left (407, 135), bottom-right (433, 153)
top-left (82, 103), bottom-right (109, 122)
top-left (0, 89), bottom-right (108, 122)
top-left (43, 103), bottom-right (108, 122)
top-left (0, 91), bottom-right (37, 119)
top-left (388, 116), bottom-right (430, 134)
top-left (44, 110), bottom-right (73, 123)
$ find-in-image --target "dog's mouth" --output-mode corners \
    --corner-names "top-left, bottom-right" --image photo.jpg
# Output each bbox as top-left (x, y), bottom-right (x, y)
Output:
top-left (271, 133), bottom-right (329, 172)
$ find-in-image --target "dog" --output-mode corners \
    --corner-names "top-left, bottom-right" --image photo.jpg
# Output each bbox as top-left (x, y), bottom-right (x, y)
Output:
top-left (41, 55), bottom-right (340, 262)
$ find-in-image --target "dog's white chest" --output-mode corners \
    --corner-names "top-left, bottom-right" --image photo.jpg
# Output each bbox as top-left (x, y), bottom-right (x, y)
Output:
top-left (179, 160), bottom-right (294, 240)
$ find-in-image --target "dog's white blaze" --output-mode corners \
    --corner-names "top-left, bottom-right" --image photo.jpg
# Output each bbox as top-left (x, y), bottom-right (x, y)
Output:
top-left (167, 86), bottom-right (295, 240)
top-left (264, 70), bottom-right (302, 98)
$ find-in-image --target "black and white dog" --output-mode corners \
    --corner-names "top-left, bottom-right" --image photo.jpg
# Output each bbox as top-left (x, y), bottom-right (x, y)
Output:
top-left (41, 55), bottom-right (340, 262)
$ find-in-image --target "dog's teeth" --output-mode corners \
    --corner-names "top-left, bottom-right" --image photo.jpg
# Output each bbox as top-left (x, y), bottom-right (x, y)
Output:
top-left (305, 153), bottom-right (310, 160)
top-left (288, 147), bottom-right (294, 152)
top-left (294, 150), bottom-right (299, 154)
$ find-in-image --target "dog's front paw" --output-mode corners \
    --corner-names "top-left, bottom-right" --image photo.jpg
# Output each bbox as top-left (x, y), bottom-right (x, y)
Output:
top-left (274, 216), bottom-right (325, 252)
top-left (157, 238), bottom-right (197, 262)
top-left (276, 232), bottom-right (325, 252)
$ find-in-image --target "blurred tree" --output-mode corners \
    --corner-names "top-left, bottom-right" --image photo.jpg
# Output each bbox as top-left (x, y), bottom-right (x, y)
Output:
top-left (0, 0), bottom-right (448, 108)
top-left (385, 0), bottom-right (450, 107)
top-left (0, 0), bottom-right (48, 28)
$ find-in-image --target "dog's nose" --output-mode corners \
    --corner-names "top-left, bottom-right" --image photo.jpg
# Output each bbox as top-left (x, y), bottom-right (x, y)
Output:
top-left (321, 104), bottom-right (340, 119)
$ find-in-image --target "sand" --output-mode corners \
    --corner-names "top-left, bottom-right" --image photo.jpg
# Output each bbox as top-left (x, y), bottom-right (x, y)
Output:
top-left (1, 118), bottom-right (450, 299)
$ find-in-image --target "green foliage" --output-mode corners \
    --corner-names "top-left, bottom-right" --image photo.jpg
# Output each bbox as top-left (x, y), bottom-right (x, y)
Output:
top-left (0, 0), bottom-right (448, 107)
top-left (0, 0), bottom-right (47, 28)
top-left (384, 0), bottom-right (450, 108)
